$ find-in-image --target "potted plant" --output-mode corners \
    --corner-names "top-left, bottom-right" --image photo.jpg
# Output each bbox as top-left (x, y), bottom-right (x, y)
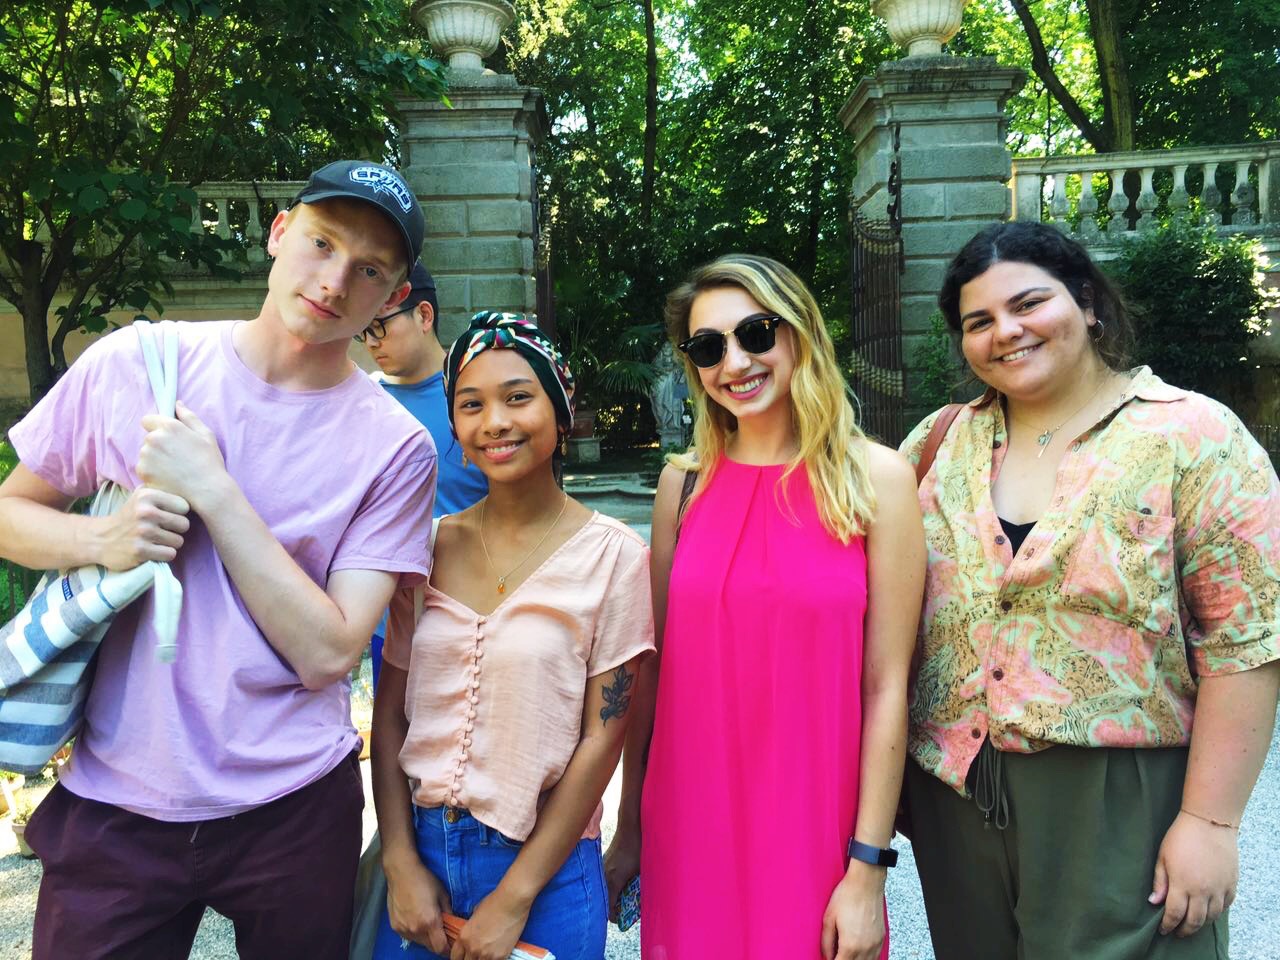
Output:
top-left (0, 770), bottom-right (24, 818)
top-left (10, 795), bottom-right (38, 859)
top-left (561, 317), bottom-right (659, 431)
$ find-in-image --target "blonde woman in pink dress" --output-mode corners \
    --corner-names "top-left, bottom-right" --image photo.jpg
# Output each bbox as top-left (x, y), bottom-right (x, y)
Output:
top-left (603, 255), bottom-right (926, 960)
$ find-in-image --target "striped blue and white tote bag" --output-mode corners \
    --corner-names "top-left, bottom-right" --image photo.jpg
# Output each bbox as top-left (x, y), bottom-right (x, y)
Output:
top-left (0, 320), bottom-right (183, 774)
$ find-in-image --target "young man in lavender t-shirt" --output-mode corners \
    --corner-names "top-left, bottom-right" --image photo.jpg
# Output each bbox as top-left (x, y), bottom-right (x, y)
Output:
top-left (0, 161), bottom-right (437, 959)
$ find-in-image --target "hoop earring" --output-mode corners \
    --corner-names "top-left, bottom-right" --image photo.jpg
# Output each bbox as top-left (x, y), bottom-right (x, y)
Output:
top-left (1090, 319), bottom-right (1106, 341)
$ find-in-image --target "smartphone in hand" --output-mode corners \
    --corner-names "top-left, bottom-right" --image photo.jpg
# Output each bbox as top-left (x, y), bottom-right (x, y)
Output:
top-left (616, 875), bottom-right (640, 932)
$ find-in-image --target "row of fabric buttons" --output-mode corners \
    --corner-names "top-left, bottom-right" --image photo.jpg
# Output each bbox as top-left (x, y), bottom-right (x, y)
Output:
top-left (990, 598), bottom-right (1012, 698)
top-left (450, 615), bottom-right (488, 806)
top-left (981, 430), bottom-right (1089, 745)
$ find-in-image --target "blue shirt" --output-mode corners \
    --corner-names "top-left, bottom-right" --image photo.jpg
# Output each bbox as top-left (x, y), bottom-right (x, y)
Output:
top-left (377, 371), bottom-right (489, 517)
top-left (372, 371), bottom-right (488, 642)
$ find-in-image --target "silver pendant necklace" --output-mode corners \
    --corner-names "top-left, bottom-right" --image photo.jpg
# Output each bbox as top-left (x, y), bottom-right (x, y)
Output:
top-left (1018, 379), bottom-right (1108, 459)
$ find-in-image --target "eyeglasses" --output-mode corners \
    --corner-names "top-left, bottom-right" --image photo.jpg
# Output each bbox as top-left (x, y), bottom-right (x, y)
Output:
top-left (353, 317), bottom-right (388, 343)
top-left (677, 315), bottom-right (787, 368)
top-left (353, 302), bottom-right (415, 343)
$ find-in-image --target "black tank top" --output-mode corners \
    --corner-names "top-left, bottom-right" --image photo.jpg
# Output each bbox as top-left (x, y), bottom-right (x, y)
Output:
top-left (998, 516), bottom-right (1037, 556)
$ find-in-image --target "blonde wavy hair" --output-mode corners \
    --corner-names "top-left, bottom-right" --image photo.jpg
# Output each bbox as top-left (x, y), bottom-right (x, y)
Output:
top-left (665, 254), bottom-right (876, 542)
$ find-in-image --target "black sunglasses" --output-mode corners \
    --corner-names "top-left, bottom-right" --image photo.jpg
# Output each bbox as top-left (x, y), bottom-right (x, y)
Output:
top-left (353, 302), bottom-right (417, 343)
top-left (677, 314), bottom-right (787, 368)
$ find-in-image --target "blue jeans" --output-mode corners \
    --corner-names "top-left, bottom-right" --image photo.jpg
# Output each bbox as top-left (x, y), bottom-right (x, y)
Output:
top-left (371, 805), bottom-right (607, 960)
top-left (370, 632), bottom-right (384, 693)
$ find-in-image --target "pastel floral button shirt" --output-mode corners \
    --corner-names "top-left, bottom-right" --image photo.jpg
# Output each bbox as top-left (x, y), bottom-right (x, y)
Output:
top-left (901, 367), bottom-right (1280, 795)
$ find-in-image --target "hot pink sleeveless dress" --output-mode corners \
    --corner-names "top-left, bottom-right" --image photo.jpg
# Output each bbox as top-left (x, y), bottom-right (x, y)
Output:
top-left (640, 458), bottom-right (885, 959)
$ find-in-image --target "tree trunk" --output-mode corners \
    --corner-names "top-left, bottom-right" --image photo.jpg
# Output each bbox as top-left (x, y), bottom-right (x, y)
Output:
top-left (797, 0), bottom-right (823, 282)
top-left (21, 304), bottom-right (54, 405)
top-left (1086, 0), bottom-right (1136, 151)
top-left (1010, 0), bottom-right (1111, 152)
top-left (640, 0), bottom-right (657, 230)
top-left (16, 239), bottom-right (54, 404)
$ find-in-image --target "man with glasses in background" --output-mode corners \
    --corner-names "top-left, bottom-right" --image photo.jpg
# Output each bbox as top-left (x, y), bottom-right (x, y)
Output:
top-left (356, 262), bottom-right (487, 690)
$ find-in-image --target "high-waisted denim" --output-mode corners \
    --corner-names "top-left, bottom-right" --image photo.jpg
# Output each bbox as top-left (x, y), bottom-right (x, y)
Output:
top-left (372, 804), bottom-right (607, 960)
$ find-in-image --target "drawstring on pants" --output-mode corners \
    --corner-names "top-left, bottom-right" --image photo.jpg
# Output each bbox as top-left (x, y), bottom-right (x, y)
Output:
top-left (973, 738), bottom-right (1010, 830)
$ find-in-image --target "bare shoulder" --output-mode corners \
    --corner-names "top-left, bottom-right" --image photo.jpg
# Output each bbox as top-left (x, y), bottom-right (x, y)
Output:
top-left (656, 461), bottom-right (692, 500)
top-left (435, 505), bottom-right (478, 552)
top-left (862, 441), bottom-right (922, 540)
top-left (863, 440), bottom-right (916, 492)
top-left (651, 460), bottom-right (696, 549)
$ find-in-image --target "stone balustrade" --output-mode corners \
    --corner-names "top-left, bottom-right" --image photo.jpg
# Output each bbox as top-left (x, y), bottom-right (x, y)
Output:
top-left (183, 180), bottom-right (304, 263)
top-left (22, 181), bottom-right (300, 265)
top-left (1012, 142), bottom-right (1280, 244)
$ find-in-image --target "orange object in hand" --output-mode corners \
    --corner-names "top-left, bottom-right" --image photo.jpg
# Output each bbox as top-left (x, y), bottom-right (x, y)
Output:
top-left (439, 913), bottom-right (555, 960)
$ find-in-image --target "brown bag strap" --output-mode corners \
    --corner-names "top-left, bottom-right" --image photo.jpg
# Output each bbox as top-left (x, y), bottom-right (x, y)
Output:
top-left (915, 403), bottom-right (964, 486)
top-left (674, 469), bottom-right (698, 543)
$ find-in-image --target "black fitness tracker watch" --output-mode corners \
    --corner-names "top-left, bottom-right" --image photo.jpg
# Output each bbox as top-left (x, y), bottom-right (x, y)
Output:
top-left (847, 838), bottom-right (898, 868)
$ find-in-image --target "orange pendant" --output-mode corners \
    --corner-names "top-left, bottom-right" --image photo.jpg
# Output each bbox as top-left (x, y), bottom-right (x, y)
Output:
top-left (497, 578), bottom-right (506, 594)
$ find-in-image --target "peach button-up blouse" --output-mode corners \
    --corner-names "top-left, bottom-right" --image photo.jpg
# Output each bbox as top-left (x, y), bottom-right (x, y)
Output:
top-left (382, 513), bottom-right (655, 841)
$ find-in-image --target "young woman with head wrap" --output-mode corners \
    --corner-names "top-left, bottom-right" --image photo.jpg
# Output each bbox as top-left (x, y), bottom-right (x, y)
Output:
top-left (369, 313), bottom-right (655, 960)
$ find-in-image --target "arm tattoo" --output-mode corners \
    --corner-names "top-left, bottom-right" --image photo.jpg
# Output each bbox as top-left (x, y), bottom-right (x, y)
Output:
top-left (599, 665), bottom-right (634, 726)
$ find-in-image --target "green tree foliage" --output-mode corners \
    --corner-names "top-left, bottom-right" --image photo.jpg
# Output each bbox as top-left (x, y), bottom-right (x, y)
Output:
top-left (965, 0), bottom-right (1280, 154)
top-left (1123, 0), bottom-right (1280, 148)
top-left (912, 312), bottom-right (968, 412)
top-left (954, 0), bottom-right (1100, 155)
top-left (1107, 220), bottom-right (1276, 411)
top-left (0, 0), bottom-right (445, 401)
top-left (507, 0), bottom-right (893, 442)
top-left (667, 1), bottom-right (893, 293)
top-left (507, 0), bottom-right (663, 433)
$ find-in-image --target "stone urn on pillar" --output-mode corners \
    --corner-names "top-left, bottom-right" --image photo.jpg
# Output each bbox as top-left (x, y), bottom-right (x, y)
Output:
top-left (872, 0), bottom-right (970, 57)
top-left (414, 0), bottom-right (515, 72)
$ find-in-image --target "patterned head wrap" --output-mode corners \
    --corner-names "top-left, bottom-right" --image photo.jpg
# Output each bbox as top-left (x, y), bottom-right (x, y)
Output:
top-left (443, 312), bottom-right (576, 436)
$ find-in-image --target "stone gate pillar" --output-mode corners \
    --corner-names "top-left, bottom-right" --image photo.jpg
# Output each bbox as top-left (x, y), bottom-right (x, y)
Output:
top-left (840, 55), bottom-right (1024, 424)
top-left (399, 80), bottom-right (546, 342)
top-left (399, 1), bottom-right (546, 342)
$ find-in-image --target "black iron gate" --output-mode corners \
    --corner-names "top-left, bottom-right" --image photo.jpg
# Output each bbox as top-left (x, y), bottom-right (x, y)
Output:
top-left (849, 216), bottom-right (904, 446)
top-left (849, 123), bottom-right (905, 446)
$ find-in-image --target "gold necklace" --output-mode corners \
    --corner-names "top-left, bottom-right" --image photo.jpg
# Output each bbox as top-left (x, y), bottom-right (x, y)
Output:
top-left (479, 494), bottom-right (570, 594)
top-left (1013, 376), bottom-right (1110, 459)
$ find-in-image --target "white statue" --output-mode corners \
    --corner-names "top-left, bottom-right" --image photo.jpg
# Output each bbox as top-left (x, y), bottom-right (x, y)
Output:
top-left (650, 343), bottom-right (688, 447)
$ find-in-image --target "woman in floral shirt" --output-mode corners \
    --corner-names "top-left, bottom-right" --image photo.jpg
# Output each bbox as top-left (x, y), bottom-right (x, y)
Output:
top-left (901, 222), bottom-right (1280, 960)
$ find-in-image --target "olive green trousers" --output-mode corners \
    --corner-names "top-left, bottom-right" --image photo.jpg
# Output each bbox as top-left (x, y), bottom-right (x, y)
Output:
top-left (904, 742), bottom-right (1229, 960)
